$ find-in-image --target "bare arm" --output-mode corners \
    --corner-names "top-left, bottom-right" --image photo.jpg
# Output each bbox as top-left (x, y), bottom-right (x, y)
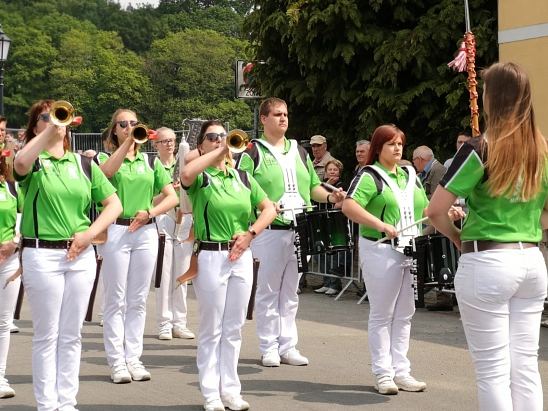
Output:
top-left (14, 124), bottom-right (60, 176)
top-left (180, 146), bottom-right (228, 187)
top-left (310, 185), bottom-right (345, 204)
top-left (426, 186), bottom-right (461, 248)
top-left (230, 198), bottom-right (277, 261)
top-left (97, 137), bottom-right (134, 178)
top-left (67, 193), bottom-right (122, 261)
top-left (342, 198), bottom-right (398, 239)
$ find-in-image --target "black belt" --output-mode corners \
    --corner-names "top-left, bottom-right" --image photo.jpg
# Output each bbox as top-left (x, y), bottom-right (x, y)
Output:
top-left (461, 240), bottom-right (538, 254)
top-left (114, 217), bottom-right (156, 226)
top-left (362, 236), bottom-right (382, 242)
top-left (267, 224), bottom-right (293, 231)
top-left (22, 238), bottom-right (73, 250)
top-left (198, 241), bottom-right (235, 251)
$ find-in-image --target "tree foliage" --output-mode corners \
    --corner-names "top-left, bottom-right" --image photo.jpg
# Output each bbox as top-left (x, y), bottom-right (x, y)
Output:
top-left (244, 0), bottom-right (498, 171)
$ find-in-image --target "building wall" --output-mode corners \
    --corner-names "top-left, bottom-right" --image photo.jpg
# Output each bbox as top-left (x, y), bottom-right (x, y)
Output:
top-left (499, 0), bottom-right (548, 135)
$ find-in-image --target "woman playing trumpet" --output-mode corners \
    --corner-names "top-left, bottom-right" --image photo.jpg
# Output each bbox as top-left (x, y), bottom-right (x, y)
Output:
top-left (181, 120), bottom-right (276, 411)
top-left (13, 99), bottom-right (122, 410)
top-left (94, 109), bottom-right (178, 383)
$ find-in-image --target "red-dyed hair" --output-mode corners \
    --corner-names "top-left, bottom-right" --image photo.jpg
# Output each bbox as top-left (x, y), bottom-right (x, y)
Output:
top-left (365, 124), bottom-right (406, 165)
top-left (24, 100), bottom-right (71, 151)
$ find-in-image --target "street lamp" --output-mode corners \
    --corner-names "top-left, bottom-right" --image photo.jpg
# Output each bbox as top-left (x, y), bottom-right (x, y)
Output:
top-left (0, 25), bottom-right (11, 116)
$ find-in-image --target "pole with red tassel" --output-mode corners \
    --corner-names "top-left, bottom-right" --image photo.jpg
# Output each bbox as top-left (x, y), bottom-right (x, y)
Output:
top-left (448, 0), bottom-right (481, 137)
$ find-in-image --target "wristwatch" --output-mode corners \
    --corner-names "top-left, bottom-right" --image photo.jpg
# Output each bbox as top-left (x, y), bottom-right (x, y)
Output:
top-left (248, 227), bottom-right (257, 238)
top-left (12, 236), bottom-right (20, 245)
top-left (147, 212), bottom-right (154, 220)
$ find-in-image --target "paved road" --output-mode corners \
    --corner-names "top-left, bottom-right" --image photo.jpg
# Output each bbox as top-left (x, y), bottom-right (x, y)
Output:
top-left (3, 278), bottom-right (548, 411)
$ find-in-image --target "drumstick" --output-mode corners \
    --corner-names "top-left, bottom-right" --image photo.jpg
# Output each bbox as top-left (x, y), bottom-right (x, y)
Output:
top-left (279, 205), bottom-right (317, 212)
top-left (321, 182), bottom-right (338, 192)
top-left (371, 216), bottom-right (429, 246)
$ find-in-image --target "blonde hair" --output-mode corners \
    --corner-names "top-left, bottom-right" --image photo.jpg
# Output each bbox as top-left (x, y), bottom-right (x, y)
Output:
top-left (481, 62), bottom-right (548, 201)
top-left (106, 109), bottom-right (142, 153)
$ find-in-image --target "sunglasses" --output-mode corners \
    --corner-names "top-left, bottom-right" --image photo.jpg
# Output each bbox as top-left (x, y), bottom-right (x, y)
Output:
top-left (38, 113), bottom-right (50, 123)
top-left (117, 120), bottom-right (139, 128)
top-left (203, 132), bottom-right (227, 142)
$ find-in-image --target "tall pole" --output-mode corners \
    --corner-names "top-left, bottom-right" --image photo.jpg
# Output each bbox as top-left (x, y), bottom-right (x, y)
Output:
top-left (0, 63), bottom-right (4, 116)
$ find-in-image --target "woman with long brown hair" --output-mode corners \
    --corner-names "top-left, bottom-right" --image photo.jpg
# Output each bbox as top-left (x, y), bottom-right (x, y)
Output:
top-left (94, 109), bottom-right (178, 384)
top-left (13, 99), bottom-right (122, 410)
top-left (428, 62), bottom-right (548, 411)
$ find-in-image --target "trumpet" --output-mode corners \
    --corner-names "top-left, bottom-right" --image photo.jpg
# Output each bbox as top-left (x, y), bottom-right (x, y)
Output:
top-left (50, 101), bottom-right (82, 126)
top-left (131, 124), bottom-right (158, 144)
top-left (226, 129), bottom-right (249, 153)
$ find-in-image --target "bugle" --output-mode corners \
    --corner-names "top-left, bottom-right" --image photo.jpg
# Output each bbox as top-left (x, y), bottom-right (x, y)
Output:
top-left (131, 124), bottom-right (158, 144)
top-left (50, 101), bottom-right (82, 127)
top-left (226, 129), bottom-right (249, 154)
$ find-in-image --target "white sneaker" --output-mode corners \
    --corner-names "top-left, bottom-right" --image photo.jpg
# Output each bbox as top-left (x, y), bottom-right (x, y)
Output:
top-left (203, 398), bottom-right (225, 411)
top-left (110, 364), bottom-right (132, 384)
top-left (394, 375), bottom-right (426, 392)
top-left (261, 351), bottom-right (281, 367)
top-left (374, 375), bottom-right (398, 395)
top-left (126, 360), bottom-right (151, 381)
top-left (280, 348), bottom-right (309, 366)
top-left (9, 324), bottom-right (19, 333)
top-left (222, 395), bottom-right (250, 410)
top-left (325, 288), bottom-right (339, 295)
top-left (0, 378), bottom-right (15, 398)
top-left (315, 286), bottom-right (329, 293)
top-left (173, 326), bottom-right (195, 339)
top-left (99, 320), bottom-right (103, 327)
top-left (159, 330), bottom-right (172, 340)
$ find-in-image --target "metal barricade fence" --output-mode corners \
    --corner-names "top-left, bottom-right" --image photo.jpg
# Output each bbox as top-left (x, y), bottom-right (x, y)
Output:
top-left (303, 206), bottom-right (364, 303)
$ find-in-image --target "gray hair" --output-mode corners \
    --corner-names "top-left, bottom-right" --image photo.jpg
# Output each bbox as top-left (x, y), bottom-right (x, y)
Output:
top-left (413, 146), bottom-right (434, 158)
top-left (356, 140), bottom-right (370, 147)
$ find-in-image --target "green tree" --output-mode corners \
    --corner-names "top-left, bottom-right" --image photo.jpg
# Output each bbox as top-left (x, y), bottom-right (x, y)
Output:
top-left (145, 29), bottom-right (253, 130)
top-left (244, 0), bottom-right (498, 173)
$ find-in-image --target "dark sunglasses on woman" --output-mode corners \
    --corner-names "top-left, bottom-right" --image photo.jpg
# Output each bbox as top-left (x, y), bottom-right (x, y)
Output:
top-left (117, 120), bottom-right (139, 128)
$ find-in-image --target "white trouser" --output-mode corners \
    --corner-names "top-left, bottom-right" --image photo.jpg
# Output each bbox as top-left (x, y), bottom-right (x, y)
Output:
top-left (97, 223), bottom-right (158, 367)
top-left (154, 214), bottom-right (192, 331)
top-left (22, 246), bottom-right (95, 411)
top-left (455, 247), bottom-right (547, 411)
top-left (251, 229), bottom-right (300, 356)
top-left (359, 237), bottom-right (415, 378)
top-left (0, 253), bottom-right (20, 380)
top-left (193, 248), bottom-right (252, 401)
top-left (96, 266), bottom-right (104, 320)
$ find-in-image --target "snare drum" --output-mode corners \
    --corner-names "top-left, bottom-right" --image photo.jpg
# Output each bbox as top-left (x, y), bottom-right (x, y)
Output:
top-left (296, 209), bottom-right (352, 255)
top-left (412, 233), bottom-right (460, 307)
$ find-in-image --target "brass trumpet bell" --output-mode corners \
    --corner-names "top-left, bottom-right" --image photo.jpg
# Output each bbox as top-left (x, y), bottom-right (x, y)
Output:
top-left (131, 124), bottom-right (151, 144)
top-left (226, 129), bottom-right (249, 153)
top-left (50, 101), bottom-right (75, 127)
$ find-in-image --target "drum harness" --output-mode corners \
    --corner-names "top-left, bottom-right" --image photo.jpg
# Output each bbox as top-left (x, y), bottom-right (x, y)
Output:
top-left (367, 165), bottom-right (421, 269)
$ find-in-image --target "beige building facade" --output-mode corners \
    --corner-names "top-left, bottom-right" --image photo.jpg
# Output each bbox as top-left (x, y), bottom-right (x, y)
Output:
top-left (499, 1), bottom-right (548, 135)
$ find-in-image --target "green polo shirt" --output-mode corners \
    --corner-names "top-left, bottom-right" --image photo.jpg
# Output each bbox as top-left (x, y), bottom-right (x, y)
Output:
top-left (440, 137), bottom-right (548, 242)
top-left (155, 159), bottom-right (180, 200)
top-left (236, 135), bottom-right (321, 225)
top-left (96, 152), bottom-right (171, 218)
top-left (184, 167), bottom-right (267, 242)
top-left (0, 181), bottom-right (23, 243)
top-left (347, 162), bottom-right (429, 239)
top-left (14, 151), bottom-right (116, 241)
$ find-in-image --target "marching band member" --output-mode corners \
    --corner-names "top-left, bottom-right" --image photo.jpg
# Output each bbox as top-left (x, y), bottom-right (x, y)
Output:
top-left (95, 110), bottom-right (178, 384)
top-left (0, 151), bottom-right (22, 399)
top-left (152, 127), bottom-right (194, 341)
top-left (181, 120), bottom-right (276, 411)
top-left (428, 62), bottom-right (548, 411)
top-left (13, 100), bottom-right (122, 411)
top-left (342, 124), bottom-right (462, 395)
top-left (235, 97), bottom-right (344, 368)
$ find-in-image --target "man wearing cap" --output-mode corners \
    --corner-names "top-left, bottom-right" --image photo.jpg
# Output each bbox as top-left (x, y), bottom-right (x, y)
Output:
top-left (310, 135), bottom-right (335, 182)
